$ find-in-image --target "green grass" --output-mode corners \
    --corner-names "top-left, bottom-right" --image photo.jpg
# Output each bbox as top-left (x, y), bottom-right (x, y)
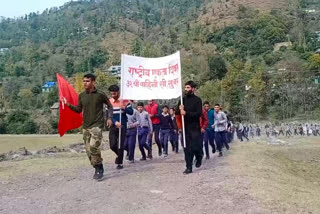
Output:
top-left (229, 137), bottom-right (320, 213)
top-left (0, 133), bottom-right (117, 180)
top-left (0, 153), bottom-right (87, 180)
top-left (0, 134), bottom-right (83, 153)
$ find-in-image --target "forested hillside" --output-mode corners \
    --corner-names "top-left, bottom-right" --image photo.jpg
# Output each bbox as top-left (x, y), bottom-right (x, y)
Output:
top-left (0, 0), bottom-right (320, 134)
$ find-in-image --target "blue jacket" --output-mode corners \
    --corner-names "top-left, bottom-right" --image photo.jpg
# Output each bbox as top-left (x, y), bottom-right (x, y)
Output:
top-left (106, 99), bottom-right (133, 125)
top-left (206, 109), bottom-right (215, 130)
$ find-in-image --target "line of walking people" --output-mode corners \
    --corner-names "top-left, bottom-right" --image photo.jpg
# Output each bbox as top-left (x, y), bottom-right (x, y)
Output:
top-left (63, 74), bottom-right (235, 180)
top-left (123, 100), bottom-right (235, 163)
top-left (235, 122), bottom-right (320, 140)
top-left (265, 123), bottom-right (320, 138)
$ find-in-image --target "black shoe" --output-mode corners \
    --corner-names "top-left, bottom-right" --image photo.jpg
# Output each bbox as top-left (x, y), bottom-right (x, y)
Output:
top-left (158, 151), bottom-right (162, 156)
top-left (212, 148), bottom-right (216, 154)
top-left (147, 150), bottom-right (153, 159)
top-left (218, 152), bottom-right (223, 157)
top-left (140, 157), bottom-right (146, 161)
top-left (195, 158), bottom-right (202, 168)
top-left (183, 168), bottom-right (192, 174)
top-left (94, 164), bottom-right (104, 181)
top-left (93, 166), bottom-right (99, 180)
top-left (205, 156), bottom-right (210, 160)
top-left (116, 164), bottom-right (123, 169)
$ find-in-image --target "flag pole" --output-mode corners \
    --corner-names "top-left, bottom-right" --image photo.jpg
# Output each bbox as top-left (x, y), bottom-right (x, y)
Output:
top-left (119, 54), bottom-right (124, 150)
top-left (177, 51), bottom-right (186, 148)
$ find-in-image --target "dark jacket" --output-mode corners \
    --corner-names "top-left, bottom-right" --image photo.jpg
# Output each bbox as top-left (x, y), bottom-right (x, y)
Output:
top-left (159, 113), bottom-right (174, 130)
top-left (171, 116), bottom-right (178, 131)
top-left (69, 88), bottom-right (113, 129)
top-left (176, 94), bottom-right (202, 132)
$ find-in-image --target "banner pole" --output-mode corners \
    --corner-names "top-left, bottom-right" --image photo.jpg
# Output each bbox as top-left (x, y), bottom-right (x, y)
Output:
top-left (118, 99), bottom-right (122, 149)
top-left (180, 96), bottom-right (186, 149)
top-left (119, 54), bottom-right (124, 150)
top-left (177, 51), bottom-right (186, 148)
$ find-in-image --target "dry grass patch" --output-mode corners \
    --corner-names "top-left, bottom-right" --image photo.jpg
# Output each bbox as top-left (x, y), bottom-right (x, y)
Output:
top-left (0, 134), bottom-right (83, 153)
top-left (0, 153), bottom-right (87, 180)
top-left (228, 137), bottom-right (320, 213)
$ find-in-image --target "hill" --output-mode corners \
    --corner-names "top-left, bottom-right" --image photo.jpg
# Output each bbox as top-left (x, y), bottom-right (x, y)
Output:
top-left (197, 0), bottom-right (291, 28)
top-left (0, 0), bottom-right (320, 134)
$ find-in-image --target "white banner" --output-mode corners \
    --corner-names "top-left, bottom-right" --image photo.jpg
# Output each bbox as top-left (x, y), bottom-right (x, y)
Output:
top-left (120, 51), bottom-right (182, 100)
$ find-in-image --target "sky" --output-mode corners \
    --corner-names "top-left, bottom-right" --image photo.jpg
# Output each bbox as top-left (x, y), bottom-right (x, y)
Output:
top-left (0, 0), bottom-right (72, 18)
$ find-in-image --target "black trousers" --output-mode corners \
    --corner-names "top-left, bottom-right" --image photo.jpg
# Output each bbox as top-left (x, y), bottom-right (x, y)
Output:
top-left (215, 131), bottom-right (228, 152)
top-left (237, 130), bottom-right (243, 141)
top-left (109, 125), bottom-right (126, 165)
top-left (183, 129), bottom-right (202, 170)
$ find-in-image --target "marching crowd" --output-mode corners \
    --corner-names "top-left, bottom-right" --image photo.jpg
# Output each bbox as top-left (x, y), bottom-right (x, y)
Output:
top-left (62, 73), bottom-right (320, 181)
top-left (235, 123), bottom-right (320, 140)
top-left (62, 74), bottom-right (234, 180)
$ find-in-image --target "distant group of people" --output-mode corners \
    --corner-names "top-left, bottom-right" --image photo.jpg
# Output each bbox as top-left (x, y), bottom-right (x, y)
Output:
top-left (234, 122), bottom-right (320, 140)
top-left (235, 123), bottom-right (260, 141)
top-left (264, 123), bottom-right (320, 138)
top-left (62, 74), bottom-right (234, 180)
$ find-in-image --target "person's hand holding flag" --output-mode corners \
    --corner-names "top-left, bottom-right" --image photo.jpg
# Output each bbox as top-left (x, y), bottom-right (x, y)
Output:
top-left (56, 73), bottom-right (83, 136)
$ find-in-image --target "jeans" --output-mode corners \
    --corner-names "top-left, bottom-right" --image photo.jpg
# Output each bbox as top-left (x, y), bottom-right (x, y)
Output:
top-left (160, 129), bottom-right (171, 155)
top-left (147, 123), bottom-right (161, 154)
top-left (138, 127), bottom-right (151, 158)
top-left (124, 128), bottom-right (137, 161)
top-left (203, 128), bottom-right (215, 157)
top-left (226, 131), bottom-right (233, 144)
top-left (215, 131), bottom-right (228, 152)
top-left (169, 129), bottom-right (179, 152)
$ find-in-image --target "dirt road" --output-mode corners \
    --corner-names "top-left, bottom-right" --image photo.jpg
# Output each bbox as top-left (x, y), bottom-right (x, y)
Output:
top-left (0, 146), bottom-right (268, 214)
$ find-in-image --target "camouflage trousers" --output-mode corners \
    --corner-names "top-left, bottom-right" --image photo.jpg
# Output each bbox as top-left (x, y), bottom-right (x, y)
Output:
top-left (83, 127), bottom-right (103, 167)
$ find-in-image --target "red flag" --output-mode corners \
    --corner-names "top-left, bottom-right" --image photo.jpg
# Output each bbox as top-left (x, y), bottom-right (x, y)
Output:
top-left (56, 73), bottom-right (83, 136)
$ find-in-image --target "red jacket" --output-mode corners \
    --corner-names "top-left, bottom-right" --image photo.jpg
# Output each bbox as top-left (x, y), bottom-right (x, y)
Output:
top-left (200, 108), bottom-right (209, 129)
top-left (175, 109), bottom-right (208, 130)
top-left (176, 114), bottom-right (182, 130)
top-left (145, 102), bottom-right (160, 124)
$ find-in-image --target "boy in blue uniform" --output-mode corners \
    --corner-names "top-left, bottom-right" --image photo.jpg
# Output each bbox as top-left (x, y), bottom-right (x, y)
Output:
top-left (125, 102), bottom-right (140, 163)
top-left (159, 105), bottom-right (174, 157)
top-left (137, 102), bottom-right (153, 160)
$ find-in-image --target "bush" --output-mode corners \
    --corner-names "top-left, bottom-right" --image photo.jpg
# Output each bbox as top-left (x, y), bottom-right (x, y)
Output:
top-left (5, 111), bottom-right (38, 134)
top-left (6, 120), bottom-right (38, 134)
top-left (49, 116), bottom-right (58, 130)
top-left (7, 110), bottom-right (30, 124)
top-left (0, 121), bottom-right (7, 134)
top-left (22, 120), bottom-right (38, 134)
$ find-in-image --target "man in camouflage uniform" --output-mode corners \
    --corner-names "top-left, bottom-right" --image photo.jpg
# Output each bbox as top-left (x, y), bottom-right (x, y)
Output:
top-left (62, 73), bottom-right (113, 180)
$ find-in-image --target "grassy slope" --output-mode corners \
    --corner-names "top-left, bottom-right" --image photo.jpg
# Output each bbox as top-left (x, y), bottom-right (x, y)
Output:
top-left (196, 0), bottom-right (290, 28)
top-left (228, 137), bottom-right (320, 213)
